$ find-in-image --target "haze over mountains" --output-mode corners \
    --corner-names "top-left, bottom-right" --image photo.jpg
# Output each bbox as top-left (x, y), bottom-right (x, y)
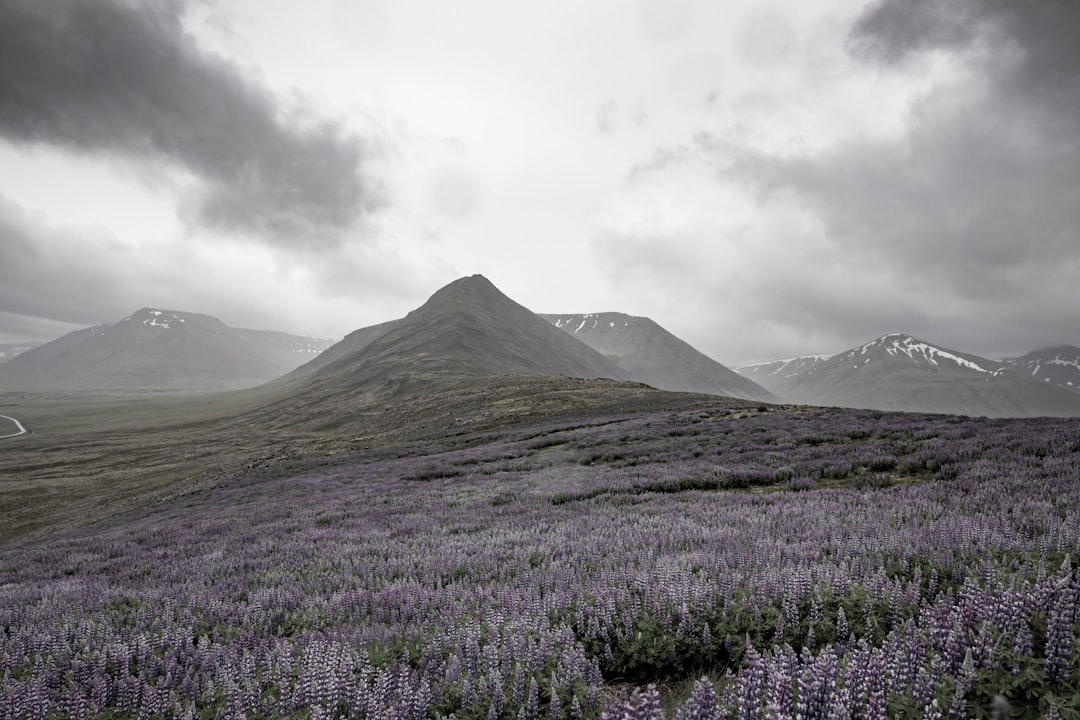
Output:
top-left (0, 342), bottom-right (41, 363)
top-left (0, 308), bottom-right (333, 392)
top-left (737, 333), bottom-right (1080, 417)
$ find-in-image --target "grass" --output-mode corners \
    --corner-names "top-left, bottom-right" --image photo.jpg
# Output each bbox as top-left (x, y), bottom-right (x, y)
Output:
top-left (0, 376), bottom-right (736, 547)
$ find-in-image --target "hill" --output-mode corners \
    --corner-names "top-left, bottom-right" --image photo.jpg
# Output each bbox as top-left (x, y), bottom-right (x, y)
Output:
top-left (0, 308), bottom-right (333, 392)
top-left (540, 312), bottom-right (777, 402)
top-left (273, 276), bottom-right (628, 405)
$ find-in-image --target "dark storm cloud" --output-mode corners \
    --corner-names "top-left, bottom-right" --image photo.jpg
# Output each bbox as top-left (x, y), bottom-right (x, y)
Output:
top-left (850, 0), bottom-right (1080, 126)
top-left (0, 0), bottom-right (382, 244)
top-left (602, 0), bottom-right (1080, 362)
top-left (0, 195), bottom-right (140, 332)
top-left (714, 0), bottom-right (1080, 357)
top-left (0, 194), bottom-right (297, 342)
top-left (845, 0), bottom-right (979, 64)
top-left (832, 0), bottom-right (1080, 279)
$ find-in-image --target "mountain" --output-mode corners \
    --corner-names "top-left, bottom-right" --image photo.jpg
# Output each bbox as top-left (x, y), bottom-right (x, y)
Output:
top-left (735, 354), bottom-right (833, 395)
top-left (274, 275), bottom-right (627, 401)
top-left (0, 341), bottom-right (42, 363)
top-left (280, 319), bottom-right (400, 382)
top-left (0, 308), bottom-right (334, 392)
top-left (760, 332), bottom-right (1080, 417)
top-left (1005, 345), bottom-right (1080, 390)
top-left (539, 312), bottom-right (777, 402)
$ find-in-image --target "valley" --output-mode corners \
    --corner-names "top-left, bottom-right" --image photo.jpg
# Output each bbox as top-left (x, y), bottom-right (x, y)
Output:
top-left (0, 413), bottom-right (26, 439)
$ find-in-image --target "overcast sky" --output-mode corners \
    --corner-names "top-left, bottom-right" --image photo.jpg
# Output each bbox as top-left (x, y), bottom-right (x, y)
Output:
top-left (2, 0), bottom-right (1077, 365)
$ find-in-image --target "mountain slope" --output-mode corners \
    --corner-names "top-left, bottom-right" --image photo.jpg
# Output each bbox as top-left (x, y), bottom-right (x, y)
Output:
top-left (774, 333), bottom-right (1080, 417)
top-left (276, 276), bottom-right (627, 402)
top-left (279, 319), bottom-right (400, 384)
top-left (0, 341), bottom-right (43, 363)
top-left (735, 355), bottom-right (833, 396)
top-left (1005, 345), bottom-right (1080, 390)
top-left (540, 312), bottom-right (777, 402)
top-left (0, 309), bottom-right (333, 392)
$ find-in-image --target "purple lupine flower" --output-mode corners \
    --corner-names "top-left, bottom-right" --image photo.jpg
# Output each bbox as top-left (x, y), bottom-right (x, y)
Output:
top-left (522, 676), bottom-right (539, 720)
top-left (835, 608), bottom-right (849, 646)
top-left (600, 685), bottom-right (665, 720)
top-left (1045, 596), bottom-right (1074, 686)
top-left (548, 681), bottom-right (561, 719)
top-left (633, 685), bottom-right (664, 720)
top-left (674, 678), bottom-right (717, 720)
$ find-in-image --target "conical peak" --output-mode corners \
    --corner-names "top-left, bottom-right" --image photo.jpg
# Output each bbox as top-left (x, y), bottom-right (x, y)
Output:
top-left (431, 274), bottom-right (498, 297)
top-left (417, 274), bottom-right (515, 314)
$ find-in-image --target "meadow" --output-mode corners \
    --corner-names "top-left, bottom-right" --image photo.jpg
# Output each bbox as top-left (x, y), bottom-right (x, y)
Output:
top-left (1, 405), bottom-right (1078, 719)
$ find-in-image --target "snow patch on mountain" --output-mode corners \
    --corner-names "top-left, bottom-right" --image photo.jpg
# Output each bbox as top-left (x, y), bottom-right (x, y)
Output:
top-left (737, 355), bottom-right (833, 378)
top-left (1043, 355), bottom-right (1080, 370)
top-left (839, 333), bottom-right (993, 373)
top-left (551, 314), bottom-right (634, 333)
top-left (1004, 346), bottom-right (1080, 390)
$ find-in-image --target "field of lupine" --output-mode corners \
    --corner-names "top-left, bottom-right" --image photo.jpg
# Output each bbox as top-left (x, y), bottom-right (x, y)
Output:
top-left (2, 404), bottom-right (1079, 719)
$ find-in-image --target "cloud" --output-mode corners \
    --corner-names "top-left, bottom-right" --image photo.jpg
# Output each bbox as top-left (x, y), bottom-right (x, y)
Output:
top-left (596, 101), bottom-right (618, 135)
top-left (597, 0), bottom-right (1080, 362)
top-left (0, 0), bottom-right (383, 246)
top-left (784, 0), bottom-right (1080, 294)
top-left (849, 0), bottom-right (1080, 136)
top-left (0, 191), bottom-right (298, 341)
top-left (0, 194), bottom-right (149, 332)
top-left (740, 1), bottom-right (1080, 353)
top-left (0, 191), bottom-right (449, 344)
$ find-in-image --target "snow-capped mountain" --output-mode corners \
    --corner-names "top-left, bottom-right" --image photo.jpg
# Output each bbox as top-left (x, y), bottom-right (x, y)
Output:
top-left (735, 354), bottom-right (833, 393)
top-left (540, 312), bottom-right (777, 402)
top-left (1005, 345), bottom-right (1080, 390)
top-left (748, 333), bottom-right (1080, 417)
top-left (829, 333), bottom-right (1008, 376)
top-left (0, 308), bottom-right (334, 392)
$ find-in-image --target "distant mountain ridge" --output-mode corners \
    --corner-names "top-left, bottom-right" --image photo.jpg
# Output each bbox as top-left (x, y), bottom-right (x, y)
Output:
top-left (0, 308), bottom-right (334, 392)
top-left (737, 332), bottom-right (1080, 417)
top-left (540, 312), bottom-right (777, 402)
top-left (1005, 345), bottom-right (1080, 390)
top-left (736, 355), bottom-right (832, 386)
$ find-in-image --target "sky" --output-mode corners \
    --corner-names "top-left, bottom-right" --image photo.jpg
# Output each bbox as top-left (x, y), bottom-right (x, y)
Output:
top-left (1, 0), bottom-right (1078, 366)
